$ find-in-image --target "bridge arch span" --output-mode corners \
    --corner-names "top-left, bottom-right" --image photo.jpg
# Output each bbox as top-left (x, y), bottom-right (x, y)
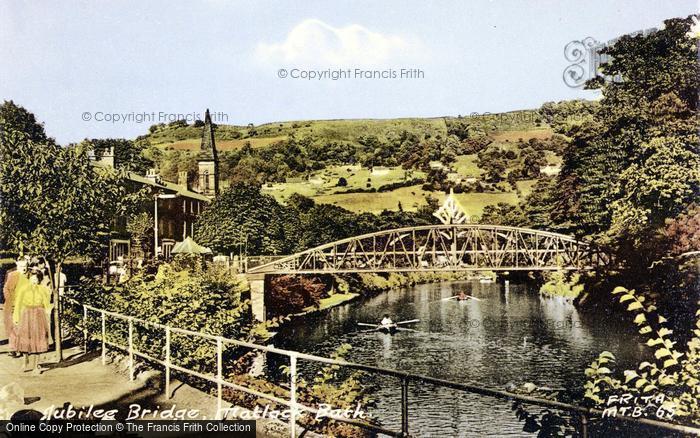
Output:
top-left (248, 224), bottom-right (602, 275)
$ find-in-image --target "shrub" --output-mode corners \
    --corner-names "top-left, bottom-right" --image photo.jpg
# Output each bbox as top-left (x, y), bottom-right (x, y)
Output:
top-left (64, 261), bottom-right (271, 374)
top-left (267, 275), bottom-right (327, 316)
top-left (540, 271), bottom-right (584, 299)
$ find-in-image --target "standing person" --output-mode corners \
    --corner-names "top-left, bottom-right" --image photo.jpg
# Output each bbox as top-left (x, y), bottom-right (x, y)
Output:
top-left (11, 269), bottom-right (51, 374)
top-left (3, 258), bottom-right (28, 357)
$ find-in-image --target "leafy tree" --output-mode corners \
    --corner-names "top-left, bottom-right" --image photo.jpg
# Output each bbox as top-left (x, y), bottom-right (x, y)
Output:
top-left (0, 100), bottom-right (49, 143)
top-left (608, 136), bottom-right (699, 247)
top-left (195, 184), bottom-right (291, 255)
top-left (422, 167), bottom-right (448, 191)
top-left (664, 204), bottom-right (700, 257)
top-left (0, 125), bottom-right (146, 359)
top-left (521, 177), bottom-right (557, 229)
top-left (65, 261), bottom-right (277, 373)
top-left (584, 288), bottom-right (699, 425)
top-left (551, 16), bottom-right (699, 250)
top-left (540, 271), bottom-right (584, 299)
top-left (480, 202), bottom-right (526, 226)
top-left (126, 212), bottom-right (153, 258)
top-left (538, 99), bottom-right (598, 136)
top-left (156, 149), bottom-right (198, 184)
top-left (296, 204), bottom-right (365, 250)
top-left (268, 275), bottom-right (326, 316)
top-left (287, 193), bottom-right (316, 213)
top-left (518, 147), bottom-right (547, 178)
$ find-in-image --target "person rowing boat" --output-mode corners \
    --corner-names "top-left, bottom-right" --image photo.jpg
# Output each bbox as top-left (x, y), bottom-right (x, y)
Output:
top-left (379, 314), bottom-right (397, 333)
top-left (442, 292), bottom-right (482, 302)
top-left (356, 317), bottom-right (419, 334)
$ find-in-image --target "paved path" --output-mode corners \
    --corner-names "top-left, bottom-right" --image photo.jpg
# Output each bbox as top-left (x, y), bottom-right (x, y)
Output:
top-left (0, 304), bottom-right (313, 437)
top-left (0, 304), bottom-right (227, 421)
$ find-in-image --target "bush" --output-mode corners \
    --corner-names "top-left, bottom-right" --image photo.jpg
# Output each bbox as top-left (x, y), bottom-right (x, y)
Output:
top-left (267, 275), bottom-right (327, 316)
top-left (65, 261), bottom-right (260, 374)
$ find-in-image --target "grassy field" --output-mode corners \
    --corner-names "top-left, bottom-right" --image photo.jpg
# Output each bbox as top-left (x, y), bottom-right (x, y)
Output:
top-left (491, 128), bottom-right (553, 142)
top-left (252, 117), bottom-right (448, 142)
top-left (516, 179), bottom-right (538, 196)
top-left (263, 165), bottom-right (426, 200)
top-left (147, 117), bottom-right (449, 151)
top-left (311, 185), bottom-right (519, 216)
top-left (453, 154), bottom-right (483, 178)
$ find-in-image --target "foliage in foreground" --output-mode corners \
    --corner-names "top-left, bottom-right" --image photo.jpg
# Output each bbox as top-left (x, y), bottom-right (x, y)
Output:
top-left (512, 285), bottom-right (700, 436)
top-left (584, 287), bottom-right (699, 423)
top-left (280, 343), bottom-right (376, 437)
top-left (65, 258), bottom-right (282, 373)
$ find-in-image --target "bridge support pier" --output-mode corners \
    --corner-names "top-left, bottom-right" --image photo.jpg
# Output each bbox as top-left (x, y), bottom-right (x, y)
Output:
top-left (247, 273), bottom-right (267, 322)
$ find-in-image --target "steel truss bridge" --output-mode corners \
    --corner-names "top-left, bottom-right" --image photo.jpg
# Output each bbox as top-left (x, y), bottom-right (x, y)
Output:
top-left (248, 224), bottom-right (605, 275)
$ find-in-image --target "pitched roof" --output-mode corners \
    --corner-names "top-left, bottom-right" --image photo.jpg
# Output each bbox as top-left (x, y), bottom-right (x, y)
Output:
top-left (113, 167), bottom-right (211, 202)
top-left (171, 236), bottom-right (212, 254)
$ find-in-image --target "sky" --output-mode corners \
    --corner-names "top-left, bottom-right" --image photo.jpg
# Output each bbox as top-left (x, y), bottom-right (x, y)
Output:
top-left (0, 0), bottom-right (696, 144)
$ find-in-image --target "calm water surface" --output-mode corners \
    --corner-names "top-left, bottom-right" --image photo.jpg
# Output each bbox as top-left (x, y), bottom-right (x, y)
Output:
top-left (275, 280), bottom-right (644, 437)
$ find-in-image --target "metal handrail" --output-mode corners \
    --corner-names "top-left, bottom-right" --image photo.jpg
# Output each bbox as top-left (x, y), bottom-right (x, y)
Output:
top-left (61, 296), bottom-right (700, 437)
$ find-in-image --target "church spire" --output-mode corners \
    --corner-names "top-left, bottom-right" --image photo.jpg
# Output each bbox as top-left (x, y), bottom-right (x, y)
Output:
top-left (200, 109), bottom-right (217, 157)
top-left (197, 109), bottom-right (219, 196)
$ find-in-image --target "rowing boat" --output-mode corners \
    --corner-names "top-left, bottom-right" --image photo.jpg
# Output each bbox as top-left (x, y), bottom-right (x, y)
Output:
top-left (378, 324), bottom-right (398, 334)
top-left (357, 319), bottom-right (419, 334)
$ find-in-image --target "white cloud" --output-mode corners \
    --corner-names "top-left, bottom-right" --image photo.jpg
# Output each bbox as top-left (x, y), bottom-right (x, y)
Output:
top-left (256, 19), bottom-right (420, 67)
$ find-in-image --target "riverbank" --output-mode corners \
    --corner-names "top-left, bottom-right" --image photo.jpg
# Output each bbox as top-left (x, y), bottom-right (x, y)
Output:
top-left (291, 292), bottom-right (360, 317)
top-left (280, 271), bottom-right (485, 322)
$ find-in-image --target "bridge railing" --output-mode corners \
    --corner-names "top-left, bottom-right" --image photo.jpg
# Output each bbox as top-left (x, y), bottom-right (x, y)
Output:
top-left (60, 293), bottom-right (699, 438)
top-left (247, 224), bottom-right (605, 274)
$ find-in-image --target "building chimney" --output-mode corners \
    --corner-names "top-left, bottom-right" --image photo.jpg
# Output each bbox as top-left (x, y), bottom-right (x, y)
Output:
top-left (146, 168), bottom-right (163, 185)
top-left (98, 146), bottom-right (115, 167)
top-left (177, 171), bottom-right (189, 189)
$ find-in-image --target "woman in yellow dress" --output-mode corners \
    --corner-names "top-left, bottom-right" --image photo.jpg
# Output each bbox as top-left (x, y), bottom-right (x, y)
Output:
top-left (3, 258), bottom-right (28, 356)
top-left (11, 268), bottom-right (51, 374)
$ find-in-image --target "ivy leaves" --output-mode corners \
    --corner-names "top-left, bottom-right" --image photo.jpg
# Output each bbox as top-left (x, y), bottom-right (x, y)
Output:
top-left (583, 287), bottom-right (700, 424)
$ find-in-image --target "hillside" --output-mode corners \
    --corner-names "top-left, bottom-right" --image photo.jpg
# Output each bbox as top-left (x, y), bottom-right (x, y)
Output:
top-left (140, 108), bottom-right (564, 217)
top-left (144, 110), bottom-right (545, 151)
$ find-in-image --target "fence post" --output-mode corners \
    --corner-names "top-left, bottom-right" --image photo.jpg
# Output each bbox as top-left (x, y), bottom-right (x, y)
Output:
top-left (101, 310), bottom-right (106, 365)
top-left (290, 354), bottom-right (297, 438)
top-left (581, 413), bottom-right (588, 438)
top-left (82, 305), bottom-right (88, 353)
top-left (216, 337), bottom-right (223, 420)
top-left (401, 377), bottom-right (409, 437)
top-left (128, 317), bottom-right (134, 381)
top-left (165, 326), bottom-right (171, 399)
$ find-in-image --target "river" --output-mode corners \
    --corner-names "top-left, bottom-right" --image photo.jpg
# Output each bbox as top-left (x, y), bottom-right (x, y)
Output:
top-left (275, 280), bottom-right (645, 437)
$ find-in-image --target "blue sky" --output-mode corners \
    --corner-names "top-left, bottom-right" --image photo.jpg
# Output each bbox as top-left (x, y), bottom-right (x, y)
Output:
top-left (0, 0), bottom-right (695, 144)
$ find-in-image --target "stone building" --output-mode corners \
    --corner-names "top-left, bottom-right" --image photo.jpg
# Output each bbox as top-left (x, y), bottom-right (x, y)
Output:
top-left (100, 109), bottom-right (220, 261)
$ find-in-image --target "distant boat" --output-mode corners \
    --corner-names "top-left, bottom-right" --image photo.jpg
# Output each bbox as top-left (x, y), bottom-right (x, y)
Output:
top-left (443, 293), bottom-right (482, 302)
